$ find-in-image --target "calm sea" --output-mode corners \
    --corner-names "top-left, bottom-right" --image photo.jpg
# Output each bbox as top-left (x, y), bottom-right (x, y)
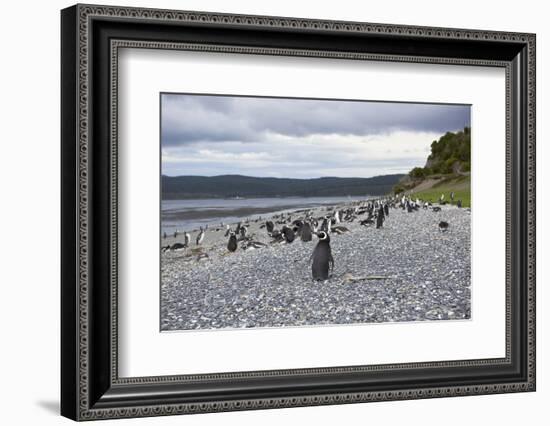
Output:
top-left (161, 196), bottom-right (367, 234)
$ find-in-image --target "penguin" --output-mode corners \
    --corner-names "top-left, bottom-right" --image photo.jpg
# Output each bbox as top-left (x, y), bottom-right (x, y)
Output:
top-left (173, 229), bottom-right (179, 239)
top-left (311, 231), bottom-right (334, 281)
top-left (300, 222), bottom-right (313, 242)
top-left (265, 221), bottom-right (275, 234)
top-left (332, 226), bottom-right (350, 235)
top-left (384, 203), bottom-right (389, 217)
top-left (163, 232), bottom-right (167, 240)
top-left (242, 240), bottom-right (267, 250)
top-left (281, 225), bottom-right (295, 243)
top-left (269, 230), bottom-right (285, 244)
top-left (376, 208), bottom-right (384, 229)
top-left (457, 200), bottom-right (462, 208)
top-left (439, 221), bottom-right (449, 232)
top-left (196, 227), bottom-right (205, 245)
top-left (227, 232), bottom-right (237, 252)
top-left (170, 242), bottom-right (186, 251)
top-left (183, 231), bottom-right (190, 248)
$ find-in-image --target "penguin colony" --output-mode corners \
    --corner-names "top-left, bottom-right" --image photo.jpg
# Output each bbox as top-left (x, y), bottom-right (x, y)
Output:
top-left (162, 194), bottom-right (459, 280)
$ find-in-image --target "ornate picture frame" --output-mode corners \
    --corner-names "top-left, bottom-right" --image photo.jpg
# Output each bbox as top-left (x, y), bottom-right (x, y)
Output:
top-left (61, 4), bottom-right (535, 421)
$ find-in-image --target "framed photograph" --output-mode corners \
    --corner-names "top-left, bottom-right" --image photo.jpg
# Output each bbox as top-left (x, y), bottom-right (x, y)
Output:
top-left (61, 4), bottom-right (536, 421)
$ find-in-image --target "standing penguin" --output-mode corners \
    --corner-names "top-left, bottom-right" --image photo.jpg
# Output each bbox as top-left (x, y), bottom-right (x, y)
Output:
top-left (300, 222), bottom-right (313, 242)
top-left (281, 225), bottom-right (295, 243)
top-left (183, 231), bottom-right (190, 248)
top-left (196, 227), bottom-right (205, 245)
top-left (376, 206), bottom-right (385, 229)
top-left (311, 231), bottom-right (334, 281)
top-left (227, 232), bottom-right (237, 252)
top-left (384, 203), bottom-right (389, 217)
top-left (265, 220), bottom-right (275, 234)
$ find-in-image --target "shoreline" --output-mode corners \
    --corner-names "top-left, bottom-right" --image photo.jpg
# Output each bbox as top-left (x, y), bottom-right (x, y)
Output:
top-left (161, 197), bottom-right (471, 331)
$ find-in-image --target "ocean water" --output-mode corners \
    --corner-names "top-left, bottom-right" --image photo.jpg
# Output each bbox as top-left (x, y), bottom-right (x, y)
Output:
top-left (161, 196), bottom-right (367, 234)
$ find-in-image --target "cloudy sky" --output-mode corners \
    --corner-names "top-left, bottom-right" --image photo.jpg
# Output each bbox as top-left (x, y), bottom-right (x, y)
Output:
top-left (161, 94), bottom-right (470, 178)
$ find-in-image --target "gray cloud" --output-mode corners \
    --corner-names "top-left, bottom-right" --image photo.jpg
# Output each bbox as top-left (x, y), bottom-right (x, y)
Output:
top-left (161, 93), bottom-right (470, 178)
top-left (161, 94), bottom-right (470, 147)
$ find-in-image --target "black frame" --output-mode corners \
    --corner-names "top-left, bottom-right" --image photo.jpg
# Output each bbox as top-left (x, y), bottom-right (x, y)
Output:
top-left (61, 4), bottom-right (536, 421)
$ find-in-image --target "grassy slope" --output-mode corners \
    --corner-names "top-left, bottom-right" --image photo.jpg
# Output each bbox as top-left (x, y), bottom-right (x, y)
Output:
top-left (407, 174), bottom-right (471, 207)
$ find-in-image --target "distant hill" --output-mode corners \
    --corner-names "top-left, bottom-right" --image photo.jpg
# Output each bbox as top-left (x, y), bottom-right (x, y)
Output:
top-left (409, 127), bottom-right (471, 178)
top-left (162, 174), bottom-right (405, 199)
top-left (393, 127), bottom-right (471, 206)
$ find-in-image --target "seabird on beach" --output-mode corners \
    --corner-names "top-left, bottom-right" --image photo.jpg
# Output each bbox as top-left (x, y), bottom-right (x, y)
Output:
top-left (439, 221), bottom-right (450, 232)
top-left (169, 242), bottom-right (186, 251)
top-left (196, 227), bottom-right (205, 245)
top-left (332, 225), bottom-right (350, 235)
top-left (300, 222), bottom-right (313, 242)
top-left (376, 206), bottom-right (385, 228)
top-left (227, 232), bottom-right (237, 252)
top-left (184, 231), bottom-right (190, 248)
top-left (265, 221), bottom-right (275, 234)
top-left (311, 231), bottom-right (334, 281)
top-left (281, 225), bottom-right (296, 243)
top-left (268, 230), bottom-right (285, 244)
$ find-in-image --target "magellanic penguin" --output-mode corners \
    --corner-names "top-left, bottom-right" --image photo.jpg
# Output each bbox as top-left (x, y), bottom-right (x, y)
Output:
top-left (281, 225), bottom-right (295, 243)
top-left (265, 221), bottom-right (275, 234)
top-left (196, 227), bottom-right (205, 245)
top-left (300, 222), bottom-right (313, 242)
top-left (183, 231), bottom-right (190, 248)
top-left (227, 231), bottom-right (238, 252)
top-left (376, 206), bottom-right (385, 229)
top-left (311, 231), bottom-right (334, 281)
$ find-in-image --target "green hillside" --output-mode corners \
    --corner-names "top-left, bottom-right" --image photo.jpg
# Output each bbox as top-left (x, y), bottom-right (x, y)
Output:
top-left (410, 175), bottom-right (471, 207)
top-left (394, 127), bottom-right (471, 207)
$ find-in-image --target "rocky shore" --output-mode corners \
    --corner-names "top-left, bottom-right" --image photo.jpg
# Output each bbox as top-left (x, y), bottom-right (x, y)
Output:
top-left (160, 200), bottom-right (471, 331)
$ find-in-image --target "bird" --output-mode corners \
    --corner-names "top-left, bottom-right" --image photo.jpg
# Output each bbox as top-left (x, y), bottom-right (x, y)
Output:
top-left (265, 221), bottom-right (275, 234)
top-left (439, 221), bottom-right (450, 232)
top-left (331, 225), bottom-right (350, 235)
top-left (268, 230), bottom-right (285, 244)
top-left (300, 222), bottom-right (313, 242)
top-left (311, 231), bottom-right (334, 281)
top-left (376, 206), bottom-right (385, 229)
top-left (183, 231), bottom-right (190, 248)
top-left (169, 242), bottom-right (186, 251)
top-left (227, 232), bottom-right (238, 252)
top-left (457, 200), bottom-right (462, 208)
top-left (281, 226), bottom-right (295, 243)
top-left (196, 227), bottom-right (205, 245)
top-left (163, 232), bottom-right (167, 239)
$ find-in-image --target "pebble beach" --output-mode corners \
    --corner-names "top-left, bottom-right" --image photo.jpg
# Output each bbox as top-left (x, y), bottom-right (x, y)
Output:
top-left (160, 201), bottom-right (471, 331)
